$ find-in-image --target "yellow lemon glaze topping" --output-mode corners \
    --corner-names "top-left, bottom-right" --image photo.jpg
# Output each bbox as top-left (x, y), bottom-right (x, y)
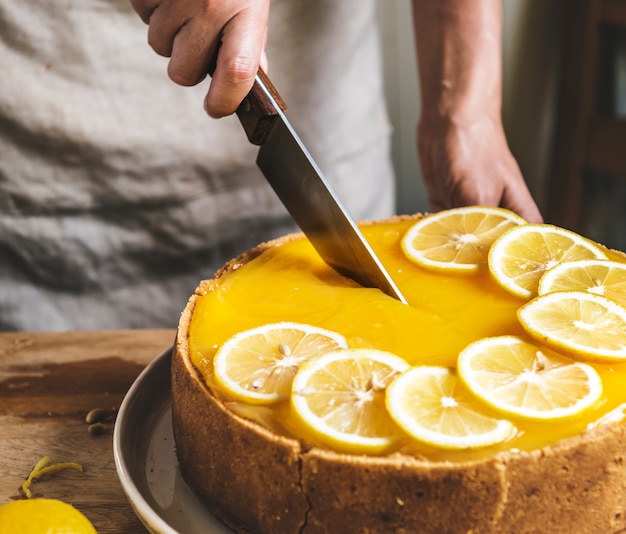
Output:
top-left (188, 219), bottom-right (626, 461)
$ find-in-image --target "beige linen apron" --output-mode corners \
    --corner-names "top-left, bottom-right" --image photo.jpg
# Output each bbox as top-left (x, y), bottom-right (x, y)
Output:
top-left (0, 0), bottom-right (394, 330)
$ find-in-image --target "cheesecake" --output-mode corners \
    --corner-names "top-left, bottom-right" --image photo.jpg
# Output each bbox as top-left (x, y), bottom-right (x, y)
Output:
top-left (172, 210), bottom-right (626, 533)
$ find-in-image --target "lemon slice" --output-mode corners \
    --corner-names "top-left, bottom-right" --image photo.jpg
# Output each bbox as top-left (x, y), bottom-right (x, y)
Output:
top-left (385, 366), bottom-right (515, 449)
top-left (538, 259), bottom-right (626, 306)
top-left (290, 348), bottom-right (409, 454)
top-left (457, 336), bottom-right (602, 421)
top-left (488, 224), bottom-right (608, 299)
top-left (400, 206), bottom-right (526, 272)
top-left (518, 291), bottom-right (626, 362)
top-left (213, 322), bottom-right (348, 404)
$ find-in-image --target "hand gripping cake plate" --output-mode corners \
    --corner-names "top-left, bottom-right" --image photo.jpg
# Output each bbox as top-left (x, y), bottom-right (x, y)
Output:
top-left (172, 206), bottom-right (626, 533)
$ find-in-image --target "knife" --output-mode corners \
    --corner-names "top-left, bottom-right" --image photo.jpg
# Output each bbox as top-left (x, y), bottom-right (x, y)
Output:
top-left (235, 69), bottom-right (407, 304)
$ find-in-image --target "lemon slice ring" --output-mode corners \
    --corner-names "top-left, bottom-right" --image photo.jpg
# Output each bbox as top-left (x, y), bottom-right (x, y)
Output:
top-left (213, 322), bottom-right (348, 404)
top-left (386, 366), bottom-right (515, 450)
top-left (518, 291), bottom-right (626, 363)
top-left (401, 206), bottom-right (527, 273)
top-left (457, 336), bottom-right (603, 421)
top-left (488, 224), bottom-right (608, 299)
top-left (291, 348), bottom-right (409, 454)
top-left (538, 259), bottom-right (626, 306)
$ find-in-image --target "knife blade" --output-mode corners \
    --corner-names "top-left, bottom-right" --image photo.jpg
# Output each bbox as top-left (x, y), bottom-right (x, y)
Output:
top-left (235, 69), bottom-right (407, 304)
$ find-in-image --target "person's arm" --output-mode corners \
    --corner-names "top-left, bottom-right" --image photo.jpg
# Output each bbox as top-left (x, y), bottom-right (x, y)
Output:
top-left (130, 0), bottom-right (270, 118)
top-left (411, 0), bottom-right (543, 222)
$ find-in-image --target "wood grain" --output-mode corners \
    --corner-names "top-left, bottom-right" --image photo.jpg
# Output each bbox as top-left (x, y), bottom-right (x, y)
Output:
top-left (0, 330), bottom-right (176, 533)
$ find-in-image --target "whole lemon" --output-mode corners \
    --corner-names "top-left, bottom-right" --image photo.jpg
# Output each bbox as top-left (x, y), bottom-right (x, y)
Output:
top-left (0, 498), bottom-right (97, 533)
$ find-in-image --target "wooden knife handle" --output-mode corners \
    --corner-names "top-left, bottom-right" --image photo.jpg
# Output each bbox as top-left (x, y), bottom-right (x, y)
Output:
top-left (236, 68), bottom-right (287, 146)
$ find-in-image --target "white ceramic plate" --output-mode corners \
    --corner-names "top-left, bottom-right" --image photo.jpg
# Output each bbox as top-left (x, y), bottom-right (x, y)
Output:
top-left (113, 348), bottom-right (230, 534)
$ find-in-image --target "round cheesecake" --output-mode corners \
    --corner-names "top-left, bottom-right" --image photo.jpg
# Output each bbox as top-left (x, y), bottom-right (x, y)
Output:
top-left (172, 213), bottom-right (626, 533)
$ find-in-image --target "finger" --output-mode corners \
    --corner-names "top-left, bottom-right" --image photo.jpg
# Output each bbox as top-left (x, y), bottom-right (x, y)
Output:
top-left (447, 174), bottom-right (484, 208)
top-left (501, 186), bottom-right (544, 223)
top-left (259, 49), bottom-right (269, 73)
top-left (167, 17), bottom-right (218, 86)
top-left (146, 1), bottom-right (190, 58)
top-left (259, 23), bottom-right (269, 71)
top-left (489, 158), bottom-right (544, 223)
top-left (204, 4), bottom-right (269, 117)
top-left (130, 0), bottom-right (158, 24)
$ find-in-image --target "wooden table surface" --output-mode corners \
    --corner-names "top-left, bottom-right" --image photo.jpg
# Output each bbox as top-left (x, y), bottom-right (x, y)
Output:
top-left (0, 329), bottom-right (176, 533)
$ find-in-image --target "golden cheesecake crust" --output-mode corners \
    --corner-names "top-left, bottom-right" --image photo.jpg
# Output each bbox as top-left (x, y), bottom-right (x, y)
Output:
top-left (172, 219), bottom-right (626, 534)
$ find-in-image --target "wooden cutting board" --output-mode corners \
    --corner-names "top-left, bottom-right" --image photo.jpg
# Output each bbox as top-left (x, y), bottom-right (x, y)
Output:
top-left (0, 330), bottom-right (176, 533)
